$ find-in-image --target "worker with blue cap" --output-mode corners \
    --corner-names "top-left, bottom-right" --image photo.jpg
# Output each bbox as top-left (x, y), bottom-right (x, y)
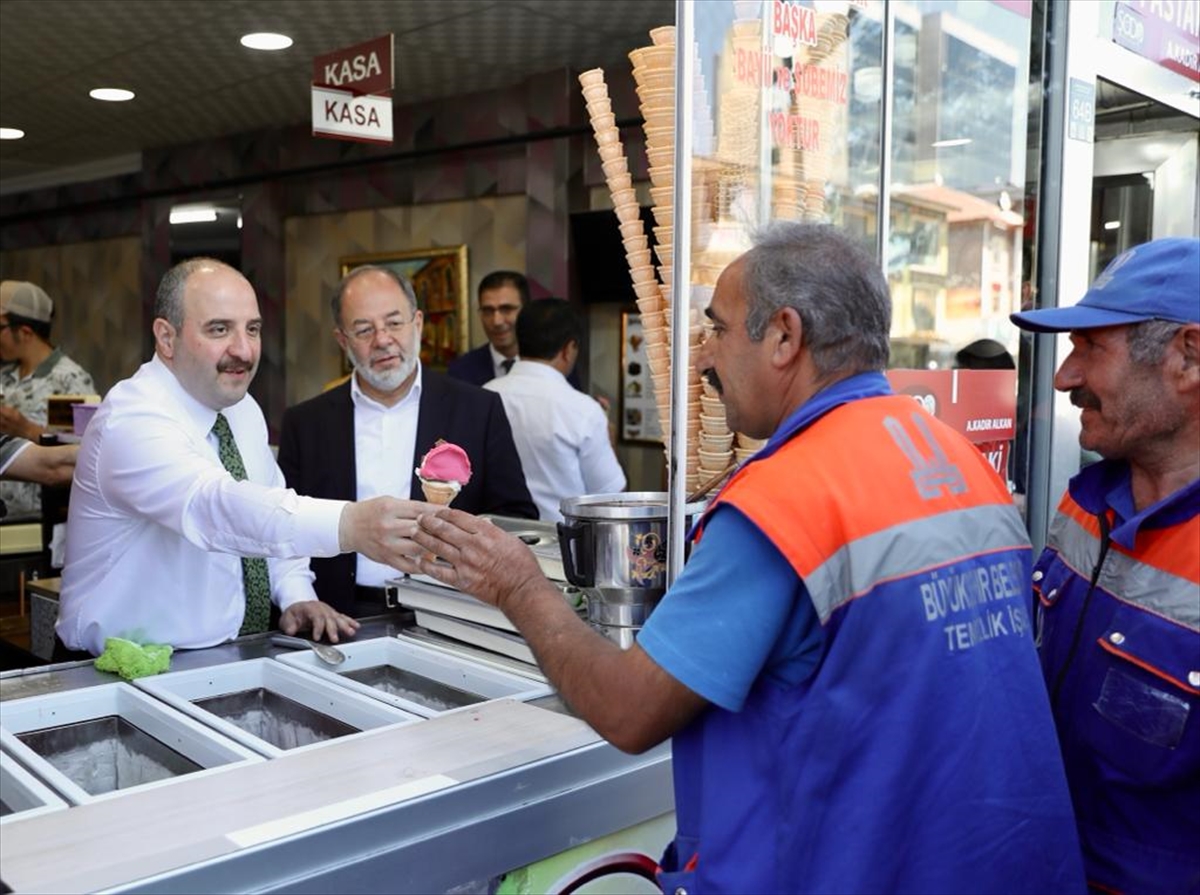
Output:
top-left (1011, 237), bottom-right (1200, 895)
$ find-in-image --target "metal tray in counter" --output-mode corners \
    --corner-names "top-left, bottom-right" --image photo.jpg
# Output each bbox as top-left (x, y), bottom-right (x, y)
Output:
top-left (0, 681), bottom-right (262, 805)
top-left (0, 749), bottom-right (70, 824)
top-left (134, 658), bottom-right (418, 759)
top-left (275, 636), bottom-right (551, 718)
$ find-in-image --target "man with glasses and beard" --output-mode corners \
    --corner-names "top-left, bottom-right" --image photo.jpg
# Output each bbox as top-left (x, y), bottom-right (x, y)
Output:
top-left (278, 265), bottom-right (536, 618)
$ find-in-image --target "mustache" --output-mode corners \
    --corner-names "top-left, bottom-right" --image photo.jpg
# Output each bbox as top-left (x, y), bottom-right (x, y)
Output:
top-left (702, 368), bottom-right (723, 394)
top-left (1070, 388), bottom-right (1101, 411)
top-left (218, 360), bottom-right (253, 374)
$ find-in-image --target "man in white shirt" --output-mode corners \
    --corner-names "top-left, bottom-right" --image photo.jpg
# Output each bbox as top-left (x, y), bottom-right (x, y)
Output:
top-left (278, 266), bottom-right (537, 617)
top-left (485, 298), bottom-right (626, 522)
top-left (57, 258), bottom-right (427, 657)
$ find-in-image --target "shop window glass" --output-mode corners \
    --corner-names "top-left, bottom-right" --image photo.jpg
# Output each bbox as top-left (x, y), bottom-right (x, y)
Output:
top-left (885, 0), bottom-right (1032, 366)
top-left (672, 1), bottom-right (1033, 496)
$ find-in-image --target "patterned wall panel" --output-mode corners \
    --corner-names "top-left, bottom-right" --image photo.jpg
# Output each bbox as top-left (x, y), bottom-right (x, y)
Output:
top-left (240, 181), bottom-right (287, 437)
top-left (3, 64), bottom-right (645, 433)
top-left (283, 196), bottom-right (526, 410)
top-left (0, 236), bottom-right (141, 396)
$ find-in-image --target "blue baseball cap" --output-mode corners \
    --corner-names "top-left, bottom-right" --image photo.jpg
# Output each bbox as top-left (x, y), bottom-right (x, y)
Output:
top-left (1011, 237), bottom-right (1200, 333)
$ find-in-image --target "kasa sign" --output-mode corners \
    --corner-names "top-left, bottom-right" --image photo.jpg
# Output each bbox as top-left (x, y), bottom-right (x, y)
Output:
top-left (312, 33), bottom-right (394, 144)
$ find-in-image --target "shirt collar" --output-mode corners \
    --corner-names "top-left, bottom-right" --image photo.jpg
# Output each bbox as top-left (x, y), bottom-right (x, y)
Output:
top-left (758, 371), bottom-right (893, 461)
top-left (505, 359), bottom-right (563, 382)
top-left (30, 347), bottom-right (65, 380)
top-left (149, 352), bottom-right (224, 437)
top-left (688, 371), bottom-right (892, 541)
top-left (1069, 459), bottom-right (1200, 550)
top-left (489, 343), bottom-right (517, 375)
top-left (349, 362), bottom-right (423, 411)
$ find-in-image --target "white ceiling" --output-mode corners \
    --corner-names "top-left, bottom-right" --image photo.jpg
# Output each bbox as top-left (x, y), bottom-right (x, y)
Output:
top-left (0, 0), bottom-right (674, 193)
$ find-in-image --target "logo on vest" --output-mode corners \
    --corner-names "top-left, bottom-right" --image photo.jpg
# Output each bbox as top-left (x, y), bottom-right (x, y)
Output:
top-left (883, 413), bottom-right (967, 499)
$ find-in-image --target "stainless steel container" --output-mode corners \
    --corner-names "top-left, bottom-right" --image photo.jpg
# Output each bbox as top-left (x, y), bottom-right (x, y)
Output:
top-left (558, 492), bottom-right (706, 648)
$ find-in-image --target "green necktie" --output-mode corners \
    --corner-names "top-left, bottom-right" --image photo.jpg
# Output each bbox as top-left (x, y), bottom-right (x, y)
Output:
top-left (211, 412), bottom-right (271, 635)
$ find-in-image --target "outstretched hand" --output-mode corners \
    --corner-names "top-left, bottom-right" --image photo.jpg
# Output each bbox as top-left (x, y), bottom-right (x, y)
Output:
top-left (339, 496), bottom-right (426, 569)
top-left (395, 508), bottom-right (546, 613)
top-left (279, 600), bottom-right (360, 643)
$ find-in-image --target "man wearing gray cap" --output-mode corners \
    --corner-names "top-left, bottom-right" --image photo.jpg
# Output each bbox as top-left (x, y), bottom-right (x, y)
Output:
top-left (1010, 237), bottom-right (1199, 895)
top-left (0, 280), bottom-right (95, 515)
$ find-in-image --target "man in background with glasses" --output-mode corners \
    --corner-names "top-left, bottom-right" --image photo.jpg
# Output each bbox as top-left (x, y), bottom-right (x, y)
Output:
top-left (279, 265), bottom-right (536, 618)
top-left (449, 270), bottom-right (584, 390)
top-left (447, 270), bottom-right (528, 386)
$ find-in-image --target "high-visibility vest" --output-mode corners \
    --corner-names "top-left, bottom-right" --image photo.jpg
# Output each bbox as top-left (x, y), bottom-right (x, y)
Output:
top-left (658, 394), bottom-right (1085, 895)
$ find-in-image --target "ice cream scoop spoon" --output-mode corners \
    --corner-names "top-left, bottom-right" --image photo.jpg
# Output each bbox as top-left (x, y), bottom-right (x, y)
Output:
top-left (270, 634), bottom-right (346, 666)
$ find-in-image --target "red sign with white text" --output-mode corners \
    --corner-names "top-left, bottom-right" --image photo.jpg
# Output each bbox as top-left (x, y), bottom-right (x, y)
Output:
top-left (313, 33), bottom-right (394, 95)
top-left (886, 370), bottom-right (1017, 443)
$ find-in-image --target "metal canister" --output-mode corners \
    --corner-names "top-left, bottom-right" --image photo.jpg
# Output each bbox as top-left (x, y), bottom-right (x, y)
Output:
top-left (557, 492), bottom-right (706, 648)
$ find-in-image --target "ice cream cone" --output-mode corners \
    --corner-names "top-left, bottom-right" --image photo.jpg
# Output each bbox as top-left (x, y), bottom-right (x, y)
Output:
top-left (420, 479), bottom-right (460, 506)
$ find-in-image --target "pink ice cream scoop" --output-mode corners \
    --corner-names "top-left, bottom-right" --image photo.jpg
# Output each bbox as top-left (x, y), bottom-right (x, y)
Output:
top-left (416, 441), bottom-right (472, 505)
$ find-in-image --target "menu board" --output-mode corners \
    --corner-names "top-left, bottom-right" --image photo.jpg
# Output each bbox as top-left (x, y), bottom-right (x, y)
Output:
top-left (620, 313), bottom-right (664, 444)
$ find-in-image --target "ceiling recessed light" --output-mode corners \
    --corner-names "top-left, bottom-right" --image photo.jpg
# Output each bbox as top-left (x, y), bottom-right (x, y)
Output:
top-left (1103, 220), bottom-right (1121, 231)
top-left (0, 127), bottom-right (25, 140)
top-left (169, 206), bottom-right (219, 225)
top-left (241, 32), bottom-right (293, 51)
top-left (90, 88), bottom-right (136, 102)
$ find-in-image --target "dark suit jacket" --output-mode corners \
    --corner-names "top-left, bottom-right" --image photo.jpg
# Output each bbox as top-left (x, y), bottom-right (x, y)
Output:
top-left (277, 370), bottom-right (537, 614)
top-left (445, 344), bottom-right (495, 387)
top-left (448, 343), bottom-right (583, 389)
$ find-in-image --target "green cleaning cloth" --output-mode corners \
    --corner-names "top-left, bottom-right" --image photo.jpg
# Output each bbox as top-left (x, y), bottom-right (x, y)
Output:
top-left (94, 637), bottom-right (173, 680)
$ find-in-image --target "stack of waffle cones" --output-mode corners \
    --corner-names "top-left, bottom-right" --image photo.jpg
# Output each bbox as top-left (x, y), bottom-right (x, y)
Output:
top-left (582, 26), bottom-right (772, 494)
top-left (579, 68), bottom-right (653, 307)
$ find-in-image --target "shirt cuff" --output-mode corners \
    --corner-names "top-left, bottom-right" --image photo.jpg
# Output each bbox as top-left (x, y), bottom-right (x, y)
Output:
top-left (0, 439), bottom-right (32, 476)
top-left (288, 495), bottom-right (350, 557)
top-left (273, 579), bottom-right (318, 613)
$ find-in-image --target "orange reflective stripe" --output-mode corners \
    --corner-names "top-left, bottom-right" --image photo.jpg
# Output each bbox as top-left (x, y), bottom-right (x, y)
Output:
top-left (1096, 637), bottom-right (1200, 696)
top-left (1128, 517), bottom-right (1200, 584)
top-left (1058, 492), bottom-right (1200, 584)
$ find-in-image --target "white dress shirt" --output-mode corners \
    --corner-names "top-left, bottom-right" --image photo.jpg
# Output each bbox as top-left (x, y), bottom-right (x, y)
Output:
top-left (58, 354), bottom-right (346, 654)
top-left (350, 367), bottom-right (422, 587)
top-left (485, 360), bottom-right (625, 522)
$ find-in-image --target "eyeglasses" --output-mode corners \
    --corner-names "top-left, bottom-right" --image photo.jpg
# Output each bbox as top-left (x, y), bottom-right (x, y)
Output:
top-left (344, 316), bottom-right (415, 343)
top-left (479, 305), bottom-right (521, 318)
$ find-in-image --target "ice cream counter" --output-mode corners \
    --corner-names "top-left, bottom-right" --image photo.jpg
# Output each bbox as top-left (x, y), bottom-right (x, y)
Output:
top-left (0, 602), bottom-right (674, 894)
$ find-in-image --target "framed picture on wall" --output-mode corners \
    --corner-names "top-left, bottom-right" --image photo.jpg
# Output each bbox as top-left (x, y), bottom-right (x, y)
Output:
top-left (339, 245), bottom-right (469, 370)
top-left (620, 312), bottom-right (663, 445)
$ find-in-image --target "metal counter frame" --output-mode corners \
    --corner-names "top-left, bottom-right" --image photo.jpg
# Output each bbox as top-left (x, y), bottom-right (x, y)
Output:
top-left (0, 614), bottom-right (674, 894)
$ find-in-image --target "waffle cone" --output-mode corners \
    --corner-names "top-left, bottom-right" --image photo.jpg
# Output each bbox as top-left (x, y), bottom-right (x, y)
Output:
top-left (421, 481), bottom-right (459, 505)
